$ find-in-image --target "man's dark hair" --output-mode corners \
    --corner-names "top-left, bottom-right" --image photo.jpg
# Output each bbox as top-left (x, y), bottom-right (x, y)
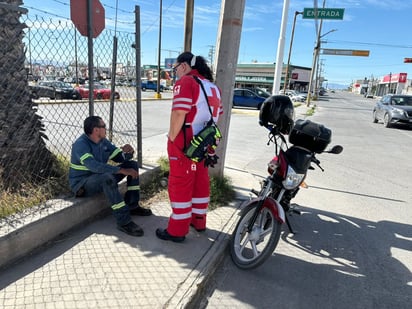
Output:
top-left (177, 51), bottom-right (214, 82)
top-left (84, 116), bottom-right (102, 135)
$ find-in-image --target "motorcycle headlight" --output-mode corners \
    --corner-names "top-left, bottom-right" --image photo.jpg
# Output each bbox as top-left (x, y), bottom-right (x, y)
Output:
top-left (282, 165), bottom-right (305, 190)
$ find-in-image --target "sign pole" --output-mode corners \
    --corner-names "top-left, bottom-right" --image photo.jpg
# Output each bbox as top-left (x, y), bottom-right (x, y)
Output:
top-left (87, 0), bottom-right (94, 115)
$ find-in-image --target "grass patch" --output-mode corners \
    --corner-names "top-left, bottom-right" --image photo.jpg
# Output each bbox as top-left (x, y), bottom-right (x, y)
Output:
top-left (140, 156), bottom-right (236, 209)
top-left (0, 155), bottom-right (71, 219)
top-left (209, 175), bottom-right (236, 210)
top-left (139, 156), bottom-right (169, 204)
top-left (306, 105), bottom-right (316, 116)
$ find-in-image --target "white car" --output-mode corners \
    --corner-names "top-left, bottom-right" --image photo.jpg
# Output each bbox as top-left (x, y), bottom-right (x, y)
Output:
top-left (291, 91), bottom-right (307, 102)
top-left (280, 90), bottom-right (305, 102)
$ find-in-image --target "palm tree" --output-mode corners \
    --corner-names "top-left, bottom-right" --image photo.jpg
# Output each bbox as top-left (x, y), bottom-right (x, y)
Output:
top-left (0, 0), bottom-right (59, 191)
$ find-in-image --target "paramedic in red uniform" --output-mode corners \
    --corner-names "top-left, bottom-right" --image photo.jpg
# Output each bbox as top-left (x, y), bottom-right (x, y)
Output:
top-left (156, 52), bottom-right (223, 242)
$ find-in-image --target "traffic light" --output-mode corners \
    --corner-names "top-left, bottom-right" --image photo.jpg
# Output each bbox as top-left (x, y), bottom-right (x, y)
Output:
top-left (404, 58), bottom-right (412, 63)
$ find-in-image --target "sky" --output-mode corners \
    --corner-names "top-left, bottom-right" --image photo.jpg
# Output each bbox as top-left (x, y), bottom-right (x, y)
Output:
top-left (22, 0), bottom-right (412, 87)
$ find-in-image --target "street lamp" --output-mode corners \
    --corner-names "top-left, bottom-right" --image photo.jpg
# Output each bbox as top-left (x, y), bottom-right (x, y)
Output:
top-left (283, 11), bottom-right (302, 94)
top-left (320, 28), bottom-right (337, 39)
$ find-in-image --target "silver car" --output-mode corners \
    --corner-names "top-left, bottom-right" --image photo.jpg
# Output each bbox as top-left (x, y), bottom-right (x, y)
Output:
top-left (372, 94), bottom-right (412, 128)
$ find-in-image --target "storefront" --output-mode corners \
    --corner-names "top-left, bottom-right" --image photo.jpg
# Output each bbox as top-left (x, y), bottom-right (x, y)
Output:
top-left (139, 62), bottom-right (312, 93)
top-left (376, 73), bottom-right (408, 96)
top-left (234, 63), bottom-right (311, 93)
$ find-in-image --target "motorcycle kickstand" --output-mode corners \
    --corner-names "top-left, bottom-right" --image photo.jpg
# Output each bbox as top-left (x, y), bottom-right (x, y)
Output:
top-left (285, 216), bottom-right (295, 234)
top-left (285, 208), bottom-right (301, 234)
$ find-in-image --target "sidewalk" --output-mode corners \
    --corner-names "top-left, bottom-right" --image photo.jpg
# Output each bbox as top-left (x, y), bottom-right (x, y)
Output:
top-left (0, 102), bottom-right (311, 308)
top-left (0, 164), bottom-right (260, 308)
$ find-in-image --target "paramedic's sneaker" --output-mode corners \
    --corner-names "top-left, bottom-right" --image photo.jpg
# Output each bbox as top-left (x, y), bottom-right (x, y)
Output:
top-left (118, 221), bottom-right (144, 237)
top-left (156, 228), bottom-right (185, 243)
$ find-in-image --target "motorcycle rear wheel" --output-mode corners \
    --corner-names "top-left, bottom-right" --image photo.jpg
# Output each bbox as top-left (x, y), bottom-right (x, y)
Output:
top-left (230, 201), bottom-right (282, 269)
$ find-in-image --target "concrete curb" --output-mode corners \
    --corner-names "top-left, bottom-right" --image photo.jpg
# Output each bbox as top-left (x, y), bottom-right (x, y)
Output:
top-left (0, 164), bottom-right (160, 270)
top-left (33, 95), bottom-right (173, 105)
top-left (170, 201), bottom-right (243, 308)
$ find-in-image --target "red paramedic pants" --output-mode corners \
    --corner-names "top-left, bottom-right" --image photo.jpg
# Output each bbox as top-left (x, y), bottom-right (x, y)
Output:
top-left (166, 139), bottom-right (210, 237)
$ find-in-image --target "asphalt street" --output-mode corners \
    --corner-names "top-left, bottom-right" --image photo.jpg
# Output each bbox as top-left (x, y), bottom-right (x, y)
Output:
top-left (201, 91), bottom-right (412, 309)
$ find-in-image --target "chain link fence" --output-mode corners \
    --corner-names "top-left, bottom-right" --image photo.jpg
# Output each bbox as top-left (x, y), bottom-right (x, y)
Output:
top-left (0, 3), bottom-right (150, 232)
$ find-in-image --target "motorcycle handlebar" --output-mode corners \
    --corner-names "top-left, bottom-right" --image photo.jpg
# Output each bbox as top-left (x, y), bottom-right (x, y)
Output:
top-left (310, 144), bottom-right (342, 172)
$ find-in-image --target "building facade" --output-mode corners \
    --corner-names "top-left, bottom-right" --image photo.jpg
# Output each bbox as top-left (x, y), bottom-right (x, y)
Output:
top-left (234, 63), bottom-right (311, 93)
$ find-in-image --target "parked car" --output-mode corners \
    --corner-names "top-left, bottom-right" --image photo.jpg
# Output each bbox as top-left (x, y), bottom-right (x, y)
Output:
top-left (318, 88), bottom-right (326, 96)
top-left (76, 83), bottom-right (120, 100)
top-left (68, 77), bottom-right (86, 85)
top-left (29, 80), bottom-right (81, 100)
top-left (247, 87), bottom-right (271, 98)
top-left (232, 88), bottom-right (266, 110)
top-left (141, 80), bottom-right (164, 92)
top-left (283, 90), bottom-right (307, 102)
top-left (372, 94), bottom-right (412, 128)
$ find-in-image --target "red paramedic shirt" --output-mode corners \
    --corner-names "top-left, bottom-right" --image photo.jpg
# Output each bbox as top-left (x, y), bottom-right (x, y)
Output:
top-left (172, 70), bottom-right (223, 150)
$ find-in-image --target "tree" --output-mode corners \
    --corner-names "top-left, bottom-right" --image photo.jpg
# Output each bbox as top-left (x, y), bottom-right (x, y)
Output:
top-left (0, 0), bottom-right (60, 191)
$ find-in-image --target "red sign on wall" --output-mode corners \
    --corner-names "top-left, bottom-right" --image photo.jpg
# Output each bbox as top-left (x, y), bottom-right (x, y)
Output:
top-left (382, 73), bottom-right (407, 83)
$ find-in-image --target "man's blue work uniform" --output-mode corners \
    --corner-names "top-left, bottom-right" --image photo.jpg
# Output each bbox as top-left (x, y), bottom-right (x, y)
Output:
top-left (69, 134), bottom-right (140, 226)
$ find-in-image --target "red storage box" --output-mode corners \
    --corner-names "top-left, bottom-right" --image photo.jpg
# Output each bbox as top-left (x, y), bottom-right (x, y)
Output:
top-left (289, 119), bottom-right (331, 153)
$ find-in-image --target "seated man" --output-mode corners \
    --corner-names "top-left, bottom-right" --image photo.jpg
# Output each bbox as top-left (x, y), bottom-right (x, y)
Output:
top-left (69, 116), bottom-right (152, 237)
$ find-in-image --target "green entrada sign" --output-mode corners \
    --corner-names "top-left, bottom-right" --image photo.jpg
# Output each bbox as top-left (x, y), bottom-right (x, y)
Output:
top-left (303, 8), bottom-right (345, 20)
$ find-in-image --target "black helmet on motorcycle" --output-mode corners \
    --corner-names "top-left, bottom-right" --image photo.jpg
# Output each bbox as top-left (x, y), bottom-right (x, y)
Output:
top-left (259, 95), bottom-right (295, 134)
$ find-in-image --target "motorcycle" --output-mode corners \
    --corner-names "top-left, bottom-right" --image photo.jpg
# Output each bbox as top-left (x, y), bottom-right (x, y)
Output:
top-left (229, 118), bottom-right (343, 270)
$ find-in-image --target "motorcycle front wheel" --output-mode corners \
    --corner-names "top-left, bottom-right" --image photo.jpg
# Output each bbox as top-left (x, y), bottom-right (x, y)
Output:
top-left (230, 201), bottom-right (282, 269)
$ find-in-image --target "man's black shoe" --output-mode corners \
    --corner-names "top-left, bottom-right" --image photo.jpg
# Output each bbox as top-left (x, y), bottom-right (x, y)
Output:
top-left (130, 206), bottom-right (153, 216)
top-left (118, 221), bottom-right (144, 237)
top-left (156, 228), bottom-right (185, 243)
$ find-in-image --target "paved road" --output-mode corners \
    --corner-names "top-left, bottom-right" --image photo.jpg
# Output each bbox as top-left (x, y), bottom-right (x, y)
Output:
top-left (200, 91), bottom-right (412, 309)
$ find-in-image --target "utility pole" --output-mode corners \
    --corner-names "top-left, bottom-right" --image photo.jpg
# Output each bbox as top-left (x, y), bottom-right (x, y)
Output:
top-left (208, 45), bottom-right (215, 67)
top-left (211, 0), bottom-right (246, 178)
top-left (388, 72), bottom-right (392, 94)
top-left (307, 17), bottom-right (323, 105)
top-left (316, 58), bottom-right (324, 92)
top-left (183, 0), bottom-right (194, 51)
top-left (307, 0), bottom-right (325, 106)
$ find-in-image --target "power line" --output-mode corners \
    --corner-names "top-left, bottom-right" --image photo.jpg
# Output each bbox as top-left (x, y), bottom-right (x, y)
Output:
top-left (23, 0), bottom-right (135, 28)
top-left (140, 0), bottom-right (179, 36)
top-left (327, 40), bottom-right (412, 49)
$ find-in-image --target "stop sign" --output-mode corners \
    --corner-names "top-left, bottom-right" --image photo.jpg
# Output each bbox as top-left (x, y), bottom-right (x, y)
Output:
top-left (70, 0), bottom-right (105, 38)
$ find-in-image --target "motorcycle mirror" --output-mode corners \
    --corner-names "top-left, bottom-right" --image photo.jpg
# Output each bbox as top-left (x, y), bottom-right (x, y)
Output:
top-left (328, 145), bottom-right (343, 154)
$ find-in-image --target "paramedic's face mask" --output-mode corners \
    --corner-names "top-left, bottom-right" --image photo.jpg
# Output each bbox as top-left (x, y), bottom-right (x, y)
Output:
top-left (173, 62), bottom-right (188, 78)
top-left (173, 63), bottom-right (182, 73)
